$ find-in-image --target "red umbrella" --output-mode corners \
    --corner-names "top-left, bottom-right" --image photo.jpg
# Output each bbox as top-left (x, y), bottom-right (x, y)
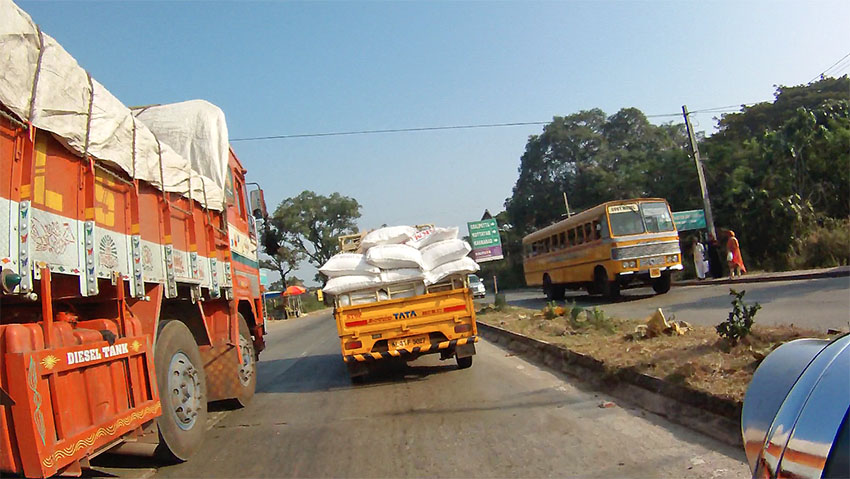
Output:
top-left (283, 285), bottom-right (307, 296)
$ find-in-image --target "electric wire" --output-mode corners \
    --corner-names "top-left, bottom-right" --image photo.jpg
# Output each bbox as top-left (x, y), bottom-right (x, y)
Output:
top-left (808, 51), bottom-right (850, 84)
top-left (229, 101), bottom-right (768, 142)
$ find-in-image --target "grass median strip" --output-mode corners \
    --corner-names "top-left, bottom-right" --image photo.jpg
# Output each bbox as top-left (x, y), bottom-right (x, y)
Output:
top-left (477, 304), bottom-right (837, 403)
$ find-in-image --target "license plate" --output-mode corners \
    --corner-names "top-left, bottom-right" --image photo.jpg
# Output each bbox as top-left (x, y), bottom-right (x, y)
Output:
top-left (650, 268), bottom-right (661, 278)
top-left (389, 334), bottom-right (428, 350)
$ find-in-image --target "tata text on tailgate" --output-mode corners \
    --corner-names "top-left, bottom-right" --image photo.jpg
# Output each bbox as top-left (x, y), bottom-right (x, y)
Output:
top-left (323, 225), bottom-right (480, 379)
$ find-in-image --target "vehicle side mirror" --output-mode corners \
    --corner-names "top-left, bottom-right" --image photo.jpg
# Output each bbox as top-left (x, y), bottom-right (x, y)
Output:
top-left (250, 188), bottom-right (268, 219)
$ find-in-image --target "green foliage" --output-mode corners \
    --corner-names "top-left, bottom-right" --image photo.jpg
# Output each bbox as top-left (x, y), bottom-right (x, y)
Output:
top-left (543, 301), bottom-right (558, 319)
top-left (506, 108), bottom-right (697, 238)
top-left (568, 301), bottom-right (583, 323)
top-left (703, 77), bottom-right (850, 268)
top-left (716, 289), bottom-right (762, 345)
top-left (585, 307), bottom-right (616, 333)
top-left (300, 291), bottom-right (328, 314)
top-left (263, 191), bottom-right (361, 284)
top-left (494, 293), bottom-right (507, 311)
top-left (790, 218), bottom-right (850, 268)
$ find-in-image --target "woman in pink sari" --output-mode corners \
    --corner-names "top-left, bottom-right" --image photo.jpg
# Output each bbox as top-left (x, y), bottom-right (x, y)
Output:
top-left (726, 230), bottom-right (747, 278)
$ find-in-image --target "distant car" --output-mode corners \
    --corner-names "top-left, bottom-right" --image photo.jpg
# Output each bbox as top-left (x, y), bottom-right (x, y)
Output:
top-left (468, 274), bottom-right (486, 299)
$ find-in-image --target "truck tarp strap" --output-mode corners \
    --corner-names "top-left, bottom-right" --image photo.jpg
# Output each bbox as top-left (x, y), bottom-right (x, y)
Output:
top-left (83, 71), bottom-right (94, 161)
top-left (26, 25), bottom-right (45, 125)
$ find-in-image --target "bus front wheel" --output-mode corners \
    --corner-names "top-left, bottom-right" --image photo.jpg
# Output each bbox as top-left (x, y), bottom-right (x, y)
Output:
top-left (652, 271), bottom-right (672, 294)
top-left (594, 268), bottom-right (620, 299)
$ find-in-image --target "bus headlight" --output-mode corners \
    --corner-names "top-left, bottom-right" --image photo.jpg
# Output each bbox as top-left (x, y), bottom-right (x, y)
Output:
top-left (666, 255), bottom-right (678, 263)
top-left (622, 260), bottom-right (636, 269)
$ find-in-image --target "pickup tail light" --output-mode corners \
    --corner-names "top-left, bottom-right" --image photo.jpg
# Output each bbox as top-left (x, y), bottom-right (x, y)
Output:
top-left (454, 324), bottom-right (472, 334)
top-left (344, 340), bottom-right (362, 350)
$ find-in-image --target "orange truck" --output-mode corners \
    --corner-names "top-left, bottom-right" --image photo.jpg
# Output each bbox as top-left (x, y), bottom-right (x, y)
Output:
top-left (0, 2), bottom-right (267, 477)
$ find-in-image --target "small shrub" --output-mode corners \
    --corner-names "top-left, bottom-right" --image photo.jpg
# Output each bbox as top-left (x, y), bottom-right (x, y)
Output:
top-left (543, 301), bottom-right (558, 319)
top-left (494, 293), bottom-right (507, 311)
top-left (716, 289), bottom-right (761, 346)
top-left (583, 307), bottom-right (616, 333)
top-left (794, 218), bottom-right (850, 268)
top-left (568, 301), bottom-right (583, 323)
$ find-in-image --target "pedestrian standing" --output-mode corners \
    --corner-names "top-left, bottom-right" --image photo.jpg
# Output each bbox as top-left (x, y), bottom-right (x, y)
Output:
top-left (691, 236), bottom-right (709, 280)
top-left (706, 234), bottom-right (723, 278)
top-left (726, 230), bottom-right (747, 278)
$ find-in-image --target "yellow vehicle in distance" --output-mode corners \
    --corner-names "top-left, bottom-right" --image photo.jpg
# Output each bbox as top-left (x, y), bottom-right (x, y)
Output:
top-left (522, 198), bottom-right (682, 299)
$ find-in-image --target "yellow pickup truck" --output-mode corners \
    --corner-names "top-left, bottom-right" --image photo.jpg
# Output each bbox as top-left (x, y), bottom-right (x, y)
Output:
top-left (333, 275), bottom-right (478, 380)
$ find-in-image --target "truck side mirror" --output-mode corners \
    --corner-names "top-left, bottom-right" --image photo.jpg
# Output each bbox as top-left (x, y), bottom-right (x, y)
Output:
top-left (249, 188), bottom-right (268, 219)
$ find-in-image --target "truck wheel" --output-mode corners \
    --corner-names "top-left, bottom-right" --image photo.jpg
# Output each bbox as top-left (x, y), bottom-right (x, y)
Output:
top-left (234, 314), bottom-right (257, 408)
top-left (456, 355), bottom-right (473, 369)
top-left (652, 271), bottom-right (672, 294)
top-left (154, 320), bottom-right (208, 462)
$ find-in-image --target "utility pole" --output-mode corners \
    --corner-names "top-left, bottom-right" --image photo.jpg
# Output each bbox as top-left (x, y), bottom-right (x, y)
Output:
top-left (563, 192), bottom-right (571, 217)
top-left (682, 105), bottom-right (717, 240)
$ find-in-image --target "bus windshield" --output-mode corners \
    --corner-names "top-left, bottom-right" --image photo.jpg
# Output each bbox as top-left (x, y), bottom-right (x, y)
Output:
top-left (607, 202), bottom-right (675, 236)
top-left (608, 204), bottom-right (644, 236)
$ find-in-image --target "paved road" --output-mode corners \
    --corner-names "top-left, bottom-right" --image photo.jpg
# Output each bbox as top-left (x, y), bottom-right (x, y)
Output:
top-left (491, 276), bottom-right (850, 331)
top-left (93, 310), bottom-right (748, 478)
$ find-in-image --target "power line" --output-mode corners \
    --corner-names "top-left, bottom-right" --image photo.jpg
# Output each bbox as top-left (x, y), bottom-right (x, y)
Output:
top-left (808, 51), bottom-right (850, 83)
top-left (230, 121), bottom-right (550, 142)
top-left (229, 102), bottom-right (768, 142)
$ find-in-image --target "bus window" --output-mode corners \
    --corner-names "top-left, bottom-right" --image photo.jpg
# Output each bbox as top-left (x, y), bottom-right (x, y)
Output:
top-left (568, 228), bottom-right (576, 246)
top-left (559, 232), bottom-right (566, 248)
top-left (524, 244), bottom-right (532, 257)
top-left (598, 215), bottom-right (610, 239)
top-left (592, 221), bottom-right (601, 240)
top-left (551, 235), bottom-right (559, 250)
top-left (576, 227), bottom-right (584, 245)
top-left (544, 238), bottom-right (551, 253)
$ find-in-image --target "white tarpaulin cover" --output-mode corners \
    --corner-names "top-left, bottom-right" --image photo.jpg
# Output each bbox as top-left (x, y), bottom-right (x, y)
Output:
top-left (132, 100), bottom-right (229, 202)
top-left (0, 0), bottom-right (225, 210)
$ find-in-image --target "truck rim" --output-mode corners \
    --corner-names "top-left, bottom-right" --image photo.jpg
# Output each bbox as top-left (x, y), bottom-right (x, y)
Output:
top-left (167, 352), bottom-right (202, 431)
top-left (238, 333), bottom-right (254, 387)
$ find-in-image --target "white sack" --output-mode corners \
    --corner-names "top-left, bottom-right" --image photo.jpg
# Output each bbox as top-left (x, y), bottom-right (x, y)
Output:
top-left (379, 268), bottom-right (426, 285)
top-left (365, 244), bottom-right (424, 269)
top-left (406, 226), bottom-right (458, 249)
top-left (319, 253), bottom-right (380, 278)
top-left (323, 274), bottom-right (382, 296)
top-left (0, 0), bottom-right (225, 210)
top-left (425, 257), bottom-right (480, 286)
top-left (421, 239), bottom-right (472, 270)
top-left (360, 225), bottom-right (417, 250)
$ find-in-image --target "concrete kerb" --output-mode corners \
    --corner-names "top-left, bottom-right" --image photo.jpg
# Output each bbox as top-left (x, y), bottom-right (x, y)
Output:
top-left (477, 321), bottom-right (743, 447)
top-left (675, 265), bottom-right (849, 287)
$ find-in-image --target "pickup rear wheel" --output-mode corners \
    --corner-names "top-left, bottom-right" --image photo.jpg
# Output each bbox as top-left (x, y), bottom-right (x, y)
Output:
top-left (456, 355), bottom-right (473, 369)
top-left (154, 320), bottom-right (208, 462)
top-left (234, 314), bottom-right (257, 407)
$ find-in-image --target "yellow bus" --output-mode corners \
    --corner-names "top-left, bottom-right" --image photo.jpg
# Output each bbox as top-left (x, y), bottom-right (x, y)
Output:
top-left (522, 198), bottom-right (682, 299)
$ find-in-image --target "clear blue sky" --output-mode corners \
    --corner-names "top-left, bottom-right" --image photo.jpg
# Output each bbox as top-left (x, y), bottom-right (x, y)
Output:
top-left (17, 0), bottom-right (850, 284)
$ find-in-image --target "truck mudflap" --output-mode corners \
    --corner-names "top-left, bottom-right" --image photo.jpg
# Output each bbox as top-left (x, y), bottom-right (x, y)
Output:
top-left (343, 335), bottom-right (478, 363)
top-left (1, 328), bottom-right (160, 478)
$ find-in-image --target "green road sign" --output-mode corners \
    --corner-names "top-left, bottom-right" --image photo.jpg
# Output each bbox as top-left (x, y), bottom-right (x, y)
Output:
top-left (467, 218), bottom-right (503, 262)
top-left (672, 209), bottom-right (707, 231)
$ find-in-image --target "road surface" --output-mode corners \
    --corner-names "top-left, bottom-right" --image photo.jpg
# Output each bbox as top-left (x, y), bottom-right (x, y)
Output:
top-left (93, 310), bottom-right (749, 478)
top-left (491, 276), bottom-right (850, 331)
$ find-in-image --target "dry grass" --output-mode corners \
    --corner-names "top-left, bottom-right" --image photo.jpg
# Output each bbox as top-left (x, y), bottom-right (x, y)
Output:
top-left (477, 305), bottom-right (835, 403)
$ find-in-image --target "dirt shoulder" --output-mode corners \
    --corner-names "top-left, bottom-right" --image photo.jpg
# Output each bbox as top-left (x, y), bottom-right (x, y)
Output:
top-left (476, 304), bottom-right (836, 403)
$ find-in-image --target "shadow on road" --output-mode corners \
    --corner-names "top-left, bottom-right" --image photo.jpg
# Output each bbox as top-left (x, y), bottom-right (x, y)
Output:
top-left (255, 352), bottom-right (464, 394)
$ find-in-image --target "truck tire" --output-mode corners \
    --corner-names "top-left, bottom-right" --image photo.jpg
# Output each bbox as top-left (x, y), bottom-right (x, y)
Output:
top-left (234, 314), bottom-right (257, 408)
top-left (456, 355), bottom-right (473, 369)
top-left (154, 320), bottom-right (208, 462)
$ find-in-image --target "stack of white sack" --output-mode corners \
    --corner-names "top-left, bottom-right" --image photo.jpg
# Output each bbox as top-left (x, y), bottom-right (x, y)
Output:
top-left (321, 225), bottom-right (479, 297)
